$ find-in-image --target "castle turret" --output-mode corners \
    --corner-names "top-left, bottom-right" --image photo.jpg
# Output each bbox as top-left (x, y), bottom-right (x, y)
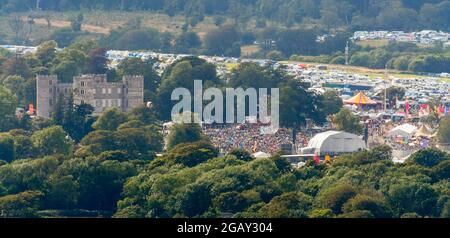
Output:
top-left (36, 75), bottom-right (58, 118)
top-left (123, 76), bottom-right (144, 112)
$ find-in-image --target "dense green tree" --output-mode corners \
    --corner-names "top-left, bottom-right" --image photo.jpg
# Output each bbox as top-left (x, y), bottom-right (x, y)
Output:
top-left (321, 91), bottom-right (343, 116)
top-left (31, 126), bottom-right (72, 156)
top-left (276, 28), bottom-right (318, 57)
top-left (166, 123), bottom-right (207, 150)
top-left (388, 182), bottom-right (439, 217)
top-left (438, 116), bottom-right (450, 145)
top-left (54, 157), bottom-right (136, 211)
top-left (228, 149), bottom-right (253, 162)
top-left (213, 191), bottom-right (248, 213)
top-left (0, 133), bottom-right (15, 162)
top-left (409, 148), bottom-right (449, 167)
top-left (315, 183), bottom-right (358, 214)
top-left (52, 93), bottom-right (65, 125)
top-left (175, 31), bottom-right (201, 53)
top-left (113, 28), bottom-right (163, 51)
top-left (166, 140), bottom-right (218, 167)
top-left (342, 194), bottom-right (392, 218)
top-left (92, 108), bottom-right (127, 131)
top-left (156, 57), bottom-right (219, 120)
top-left (177, 182), bottom-right (212, 217)
top-left (204, 25), bottom-right (241, 57)
top-left (35, 41), bottom-right (58, 68)
top-left (333, 108), bottom-right (363, 135)
top-left (350, 52), bottom-right (371, 67)
top-left (228, 62), bottom-right (282, 89)
top-left (85, 48), bottom-right (108, 74)
top-left (386, 87), bottom-right (406, 102)
top-left (259, 192), bottom-right (313, 218)
top-left (0, 86), bottom-right (18, 132)
top-left (279, 80), bottom-right (326, 129)
top-left (49, 28), bottom-right (84, 47)
top-left (0, 190), bottom-right (43, 218)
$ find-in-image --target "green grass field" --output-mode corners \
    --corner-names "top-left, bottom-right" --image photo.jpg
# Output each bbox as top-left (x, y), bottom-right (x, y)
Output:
top-left (356, 39), bottom-right (390, 48)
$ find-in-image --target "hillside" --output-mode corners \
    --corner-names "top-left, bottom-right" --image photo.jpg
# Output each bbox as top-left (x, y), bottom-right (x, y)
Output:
top-left (0, 0), bottom-right (449, 32)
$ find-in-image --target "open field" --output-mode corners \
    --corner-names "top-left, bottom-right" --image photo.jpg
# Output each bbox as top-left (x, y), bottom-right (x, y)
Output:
top-left (1, 10), bottom-right (294, 43)
top-left (356, 39), bottom-right (390, 48)
top-left (2, 11), bottom-right (233, 40)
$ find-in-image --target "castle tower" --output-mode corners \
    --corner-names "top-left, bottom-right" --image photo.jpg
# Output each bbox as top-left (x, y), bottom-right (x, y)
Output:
top-left (36, 75), bottom-right (58, 118)
top-left (123, 76), bottom-right (144, 112)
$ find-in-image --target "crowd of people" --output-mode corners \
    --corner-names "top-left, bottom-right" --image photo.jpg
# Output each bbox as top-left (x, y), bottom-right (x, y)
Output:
top-left (202, 123), bottom-right (295, 154)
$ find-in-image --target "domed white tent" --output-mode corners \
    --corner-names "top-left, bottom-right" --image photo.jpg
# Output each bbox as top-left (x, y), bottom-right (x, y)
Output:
top-left (307, 131), bottom-right (366, 156)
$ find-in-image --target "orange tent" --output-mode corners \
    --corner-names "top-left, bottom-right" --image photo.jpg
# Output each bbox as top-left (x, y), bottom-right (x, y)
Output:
top-left (344, 92), bottom-right (377, 106)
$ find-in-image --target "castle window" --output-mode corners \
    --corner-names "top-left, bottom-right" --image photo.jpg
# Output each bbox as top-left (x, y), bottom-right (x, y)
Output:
top-left (117, 88), bottom-right (122, 94)
top-left (81, 81), bottom-right (85, 87)
top-left (64, 89), bottom-right (68, 94)
top-left (49, 99), bottom-right (53, 106)
top-left (81, 89), bottom-right (85, 95)
top-left (102, 88), bottom-right (106, 94)
top-left (49, 80), bottom-right (52, 85)
top-left (49, 88), bottom-right (53, 93)
top-left (81, 100), bottom-right (85, 104)
top-left (96, 100), bottom-right (101, 107)
top-left (108, 88), bottom-right (112, 94)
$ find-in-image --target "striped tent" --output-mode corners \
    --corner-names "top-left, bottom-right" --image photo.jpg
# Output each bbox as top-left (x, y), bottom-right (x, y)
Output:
top-left (344, 92), bottom-right (377, 106)
top-left (415, 125), bottom-right (433, 138)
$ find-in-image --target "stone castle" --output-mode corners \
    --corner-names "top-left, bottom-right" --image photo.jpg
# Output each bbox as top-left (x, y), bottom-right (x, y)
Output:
top-left (36, 74), bottom-right (144, 118)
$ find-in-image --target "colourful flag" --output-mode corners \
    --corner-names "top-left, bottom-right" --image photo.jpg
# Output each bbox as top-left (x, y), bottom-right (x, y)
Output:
top-left (313, 153), bottom-right (320, 165)
top-left (28, 104), bottom-right (35, 115)
top-left (438, 105), bottom-right (445, 115)
top-left (405, 100), bottom-right (410, 115)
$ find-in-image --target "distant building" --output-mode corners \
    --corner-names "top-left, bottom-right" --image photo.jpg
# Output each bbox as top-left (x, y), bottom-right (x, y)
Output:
top-left (36, 74), bottom-right (144, 118)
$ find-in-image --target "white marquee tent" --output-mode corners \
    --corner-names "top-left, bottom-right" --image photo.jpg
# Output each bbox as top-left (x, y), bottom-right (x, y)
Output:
top-left (307, 131), bottom-right (366, 156)
top-left (389, 124), bottom-right (418, 139)
top-left (253, 151), bottom-right (271, 158)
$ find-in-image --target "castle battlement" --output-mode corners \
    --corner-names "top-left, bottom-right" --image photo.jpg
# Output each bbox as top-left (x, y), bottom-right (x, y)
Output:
top-left (36, 75), bottom-right (58, 80)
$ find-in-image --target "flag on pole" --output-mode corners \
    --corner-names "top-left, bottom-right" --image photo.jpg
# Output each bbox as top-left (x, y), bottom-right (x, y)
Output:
top-left (405, 100), bottom-right (410, 115)
top-left (313, 153), bottom-right (320, 165)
